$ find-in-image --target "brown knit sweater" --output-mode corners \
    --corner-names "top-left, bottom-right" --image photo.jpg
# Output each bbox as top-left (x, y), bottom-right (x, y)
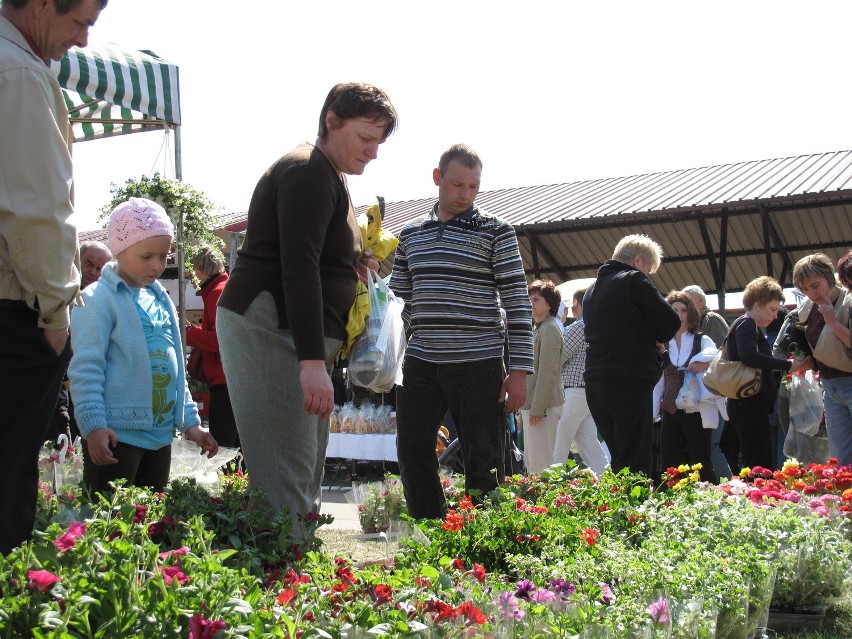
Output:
top-left (218, 143), bottom-right (361, 360)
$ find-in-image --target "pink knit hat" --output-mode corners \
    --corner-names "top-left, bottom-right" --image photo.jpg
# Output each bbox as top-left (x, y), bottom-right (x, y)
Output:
top-left (107, 197), bottom-right (174, 256)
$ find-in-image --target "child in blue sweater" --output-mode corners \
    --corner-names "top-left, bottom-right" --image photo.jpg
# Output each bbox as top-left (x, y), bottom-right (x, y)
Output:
top-left (69, 197), bottom-right (218, 495)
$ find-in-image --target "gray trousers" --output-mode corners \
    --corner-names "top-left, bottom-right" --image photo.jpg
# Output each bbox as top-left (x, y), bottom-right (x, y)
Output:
top-left (217, 292), bottom-right (342, 540)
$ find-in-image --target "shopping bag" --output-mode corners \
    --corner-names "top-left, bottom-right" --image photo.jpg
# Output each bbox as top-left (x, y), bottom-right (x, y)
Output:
top-left (675, 370), bottom-right (701, 413)
top-left (348, 270), bottom-right (405, 393)
top-left (789, 370), bottom-right (824, 437)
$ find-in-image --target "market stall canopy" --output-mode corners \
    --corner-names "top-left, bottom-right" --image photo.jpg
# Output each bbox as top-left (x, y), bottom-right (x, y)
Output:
top-left (50, 41), bottom-right (181, 142)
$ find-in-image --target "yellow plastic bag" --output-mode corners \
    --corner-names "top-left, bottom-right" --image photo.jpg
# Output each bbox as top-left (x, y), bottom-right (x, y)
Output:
top-left (339, 196), bottom-right (399, 360)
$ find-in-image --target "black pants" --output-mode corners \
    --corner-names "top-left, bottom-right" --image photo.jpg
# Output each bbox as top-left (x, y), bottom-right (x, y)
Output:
top-left (728, 395), bottom-right (773, 471)
top-left (0, 303), bottom-right (72, 554)
top-left (660, 409), bottom-right (717, 483)
top-left (396, 356), bottom-right (509, 519)
top-left (586, 376), bottom-right (656, 479)
top-left (209, 384), bottom-right (239, 449)
top-left (82, 440), bottom-right (171, 496)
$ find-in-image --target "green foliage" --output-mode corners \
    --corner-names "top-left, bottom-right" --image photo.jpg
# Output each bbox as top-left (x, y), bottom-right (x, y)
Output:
top-left (100, 173), bottom-right (224, 272)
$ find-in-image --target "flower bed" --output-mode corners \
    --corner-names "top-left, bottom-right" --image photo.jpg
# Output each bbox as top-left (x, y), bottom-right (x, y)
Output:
top-left (2, 461), bottom-right (851, 637)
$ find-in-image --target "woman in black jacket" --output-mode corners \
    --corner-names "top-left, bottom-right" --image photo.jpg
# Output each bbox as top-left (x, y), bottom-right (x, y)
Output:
top-left (727, 276), bottom-right (811, 471)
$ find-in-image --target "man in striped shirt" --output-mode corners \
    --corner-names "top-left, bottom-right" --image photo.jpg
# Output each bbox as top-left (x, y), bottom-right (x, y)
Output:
top-left (389, 144), bottom-right (534, 519)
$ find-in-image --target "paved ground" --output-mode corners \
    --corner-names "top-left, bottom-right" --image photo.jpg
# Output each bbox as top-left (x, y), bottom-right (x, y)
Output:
top-left (320, 486), bottom-right (361, 530)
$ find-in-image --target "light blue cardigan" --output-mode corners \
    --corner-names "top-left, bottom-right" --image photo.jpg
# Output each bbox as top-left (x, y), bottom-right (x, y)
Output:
top-left (69, 264), bottom-right (200, 438)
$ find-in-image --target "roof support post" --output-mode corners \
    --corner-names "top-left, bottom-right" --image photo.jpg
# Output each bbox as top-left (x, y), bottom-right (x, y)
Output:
top-left (717, 209), bottom-right (729, 314)
top-left (758, 204), bottom-right (795, 287)
top-left (696, 211), bottom-right (722, 297)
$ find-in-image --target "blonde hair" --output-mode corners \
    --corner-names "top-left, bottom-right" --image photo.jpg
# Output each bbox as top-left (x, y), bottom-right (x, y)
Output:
top-left (792, 253), bottom-right (837, 289)
top-left (612, 234), bottom-right (663, 274)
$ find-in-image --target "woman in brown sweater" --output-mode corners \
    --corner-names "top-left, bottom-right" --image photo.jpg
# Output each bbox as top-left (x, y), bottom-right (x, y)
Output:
top-left (217, 83), bottom-right (397, 537)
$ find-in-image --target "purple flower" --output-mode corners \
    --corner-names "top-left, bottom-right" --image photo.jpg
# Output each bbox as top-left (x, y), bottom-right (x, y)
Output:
top-left (599, 582), bottom-right (614, 605)
top-left (493, 591), bottom-right (525, 621)
top-left (514, 579), bottom-right (536, 600)
top-left (530, 588), bottom-right (556, 604)
top-left (549, 578), bottom-right (576, 595)
top-left (647, 596), bottom-right (669, 624)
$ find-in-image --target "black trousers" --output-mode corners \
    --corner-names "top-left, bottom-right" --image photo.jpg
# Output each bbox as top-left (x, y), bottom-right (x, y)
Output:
top-left (660, 409), bottom-right (717, 483)
top-left (728, 395), bottom-right (773, 471)
top-left (82, 440), bottom-right (172, 496)
top-left (209, 384), bottom-right (239, 449)
top-left (586, 376), bottom-right (656, 479)
top-left (396, 356), bottom-right (509, 519)
top-left (0, 303), bottom-right (72, 554)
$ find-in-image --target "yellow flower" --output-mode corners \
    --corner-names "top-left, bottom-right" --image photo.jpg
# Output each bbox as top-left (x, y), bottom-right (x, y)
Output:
top-left (782, 459), bottom-right (801, 471)
top-left (691, 463), bottom-right (703, 471)
top-left (739, 467), bottom-right (751, 478)
top-left (677, 464), bottom-right (690, 474)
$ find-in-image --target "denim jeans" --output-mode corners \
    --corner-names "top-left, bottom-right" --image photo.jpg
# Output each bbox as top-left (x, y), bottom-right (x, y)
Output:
top-left (710, 416), bottom-right (733, 480)
top-left (396, 356), bottom-right (509, 519)
top-left (823, 376), bottom-right (852, 465)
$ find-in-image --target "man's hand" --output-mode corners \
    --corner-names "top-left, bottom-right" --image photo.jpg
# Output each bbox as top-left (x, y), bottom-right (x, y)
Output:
top-left (300, 360), bottom-right (334, 419)
top-left (687, 361), bottom-right (710, 373)
top-left (357, 248), bottom-right (380, 283)
top-left (44, 328), bottom-right (69, 356)
top-left (87, 428), bottom-right (119, 465)
top-left (499, 370), bottom-right (527, 414)
top-left (184, 426), bottom-right (219, 459)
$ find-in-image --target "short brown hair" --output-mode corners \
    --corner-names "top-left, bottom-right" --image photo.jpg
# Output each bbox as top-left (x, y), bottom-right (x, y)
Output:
top-left (573, 288), bottom-right (587, 305)
top-left (528, 279), bottom-right (561, 316)
top-left (742, 276), bottom-right (784, 310)
top-left (317, 83), bottom-right (398, 141)
top-left (666, 290), bottom-right (700, 333)
top-left (438, 144), bottom-right (482, 173)
top-left (838, 250), bottom-right (852, 289)
top-left (793, 253), bottom-right (837, 289)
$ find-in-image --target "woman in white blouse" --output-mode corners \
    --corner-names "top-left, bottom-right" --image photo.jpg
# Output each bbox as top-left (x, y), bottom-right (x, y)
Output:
top-left (655, 290), bottom-right (721, 483)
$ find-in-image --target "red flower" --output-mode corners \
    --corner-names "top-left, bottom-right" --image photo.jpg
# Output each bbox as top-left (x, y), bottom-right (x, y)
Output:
top-left (452, 557), bottom-right (466, 570)
top-left (27, 569), bottom-right (60, 592)
top-left (54, 521), bottom-right (86, 552)
top-left (458, 495), bottom-right (475, 511)
top-left (161, 566), bottom-right (189, 586)
top-left (415, 575), bottom-right (430, 588)
top-left (371, 583), bottom-right (393, 605)
top-left (456, 601), bottom-right (487, 625)
top-left (133, 504), bottom-right (148, 523)
top-left (580, 528), bottom-right (600, 547)
top-left (276, 588), bottom-right (297, 606)
top-left (188, 613), bottom-right (227, 639)
top-left (159, 546), bottom-right (190, 559)
top-left (471, 563), bottom-right (486, 583)
top-left (442, 510), bottom-right (465, 532)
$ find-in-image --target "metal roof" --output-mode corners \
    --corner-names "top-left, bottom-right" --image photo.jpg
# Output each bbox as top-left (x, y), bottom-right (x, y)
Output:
top-left (377, 150), bottom-right (852, 309)
top-left (81, 150), bottom-right (852, 311)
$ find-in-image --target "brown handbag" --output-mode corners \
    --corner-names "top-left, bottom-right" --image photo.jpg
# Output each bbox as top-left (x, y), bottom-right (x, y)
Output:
top-left (703, 321), bottom-right (762, 399)
top-left (186, 348), bottom-right (208, 384)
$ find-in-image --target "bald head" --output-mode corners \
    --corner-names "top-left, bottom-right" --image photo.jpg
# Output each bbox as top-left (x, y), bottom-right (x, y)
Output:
top-left (80, 240), bottom-right (112, 288)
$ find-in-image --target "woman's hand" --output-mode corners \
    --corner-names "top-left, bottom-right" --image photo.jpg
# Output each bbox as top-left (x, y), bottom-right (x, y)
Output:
top-left (185, 426), bottom-right (219, 459)
top-left (357, 248), bottom-right (380, 283)
top-left (300, 360), bottom-right (334, 419)
top-left (87, 428), bottom-right (119, 465)
top-left (687, 361), bottom-right (710, 373)
top-left (528, 414), bottom-right (543, 426)
top-left (790, 355), bottom-right (813, 373)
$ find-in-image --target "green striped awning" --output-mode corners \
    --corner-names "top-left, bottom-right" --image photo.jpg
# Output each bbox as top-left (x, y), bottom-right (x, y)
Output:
top-left (50, 42), bottom-right (181, 142)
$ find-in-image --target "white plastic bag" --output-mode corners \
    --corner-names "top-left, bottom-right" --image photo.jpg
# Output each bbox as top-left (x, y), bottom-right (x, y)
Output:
top-left (169, 437), bottom-right (241, 495)
top-left (675, 370), bottom-right (701, 413)
top-left (348, 270), bottom-right (405, 393)
top-left (789, 371), bottom-right (824, 437)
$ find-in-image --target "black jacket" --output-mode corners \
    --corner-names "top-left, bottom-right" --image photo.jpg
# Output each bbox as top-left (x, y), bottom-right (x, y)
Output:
top-left (582, 260), bottom-right (680, 382)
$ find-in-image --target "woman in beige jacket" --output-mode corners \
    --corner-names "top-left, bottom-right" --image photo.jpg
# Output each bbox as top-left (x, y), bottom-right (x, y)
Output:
top-left (520, 280), bottom-right (565, 473)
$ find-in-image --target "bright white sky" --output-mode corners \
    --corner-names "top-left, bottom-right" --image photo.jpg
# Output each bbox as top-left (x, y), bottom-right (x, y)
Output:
top-left (70, 0), bottom-right (852, 231)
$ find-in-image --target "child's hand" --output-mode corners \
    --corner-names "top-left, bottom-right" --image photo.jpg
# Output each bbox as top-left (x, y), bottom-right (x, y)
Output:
top-left (185, 426), bottom-right (219, 459)
top-left (87, 428), bottom-right (119, 465)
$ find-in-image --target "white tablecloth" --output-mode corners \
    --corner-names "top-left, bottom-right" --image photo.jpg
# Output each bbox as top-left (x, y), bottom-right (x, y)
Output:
top-left (326, 433), bottom-right (398, 462)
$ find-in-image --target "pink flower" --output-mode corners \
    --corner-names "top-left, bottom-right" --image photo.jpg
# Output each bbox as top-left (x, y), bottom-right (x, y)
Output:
top-left (188, 613), bottom-right (227, 639)
top-left (28, 569), bottom-right (61, 592)
top-left (54, 521), bottom-right (87, 552)
top-left (647, 596), bottom-right (669, 624)
top-left (161, 566), bottom-right (189, 586)
top-left (159, 546), bottom-right (191, 559)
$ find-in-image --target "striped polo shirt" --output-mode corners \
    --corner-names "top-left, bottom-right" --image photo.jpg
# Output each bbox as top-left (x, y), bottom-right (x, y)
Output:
top-left (389, 203), bottom-right (534, 372)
